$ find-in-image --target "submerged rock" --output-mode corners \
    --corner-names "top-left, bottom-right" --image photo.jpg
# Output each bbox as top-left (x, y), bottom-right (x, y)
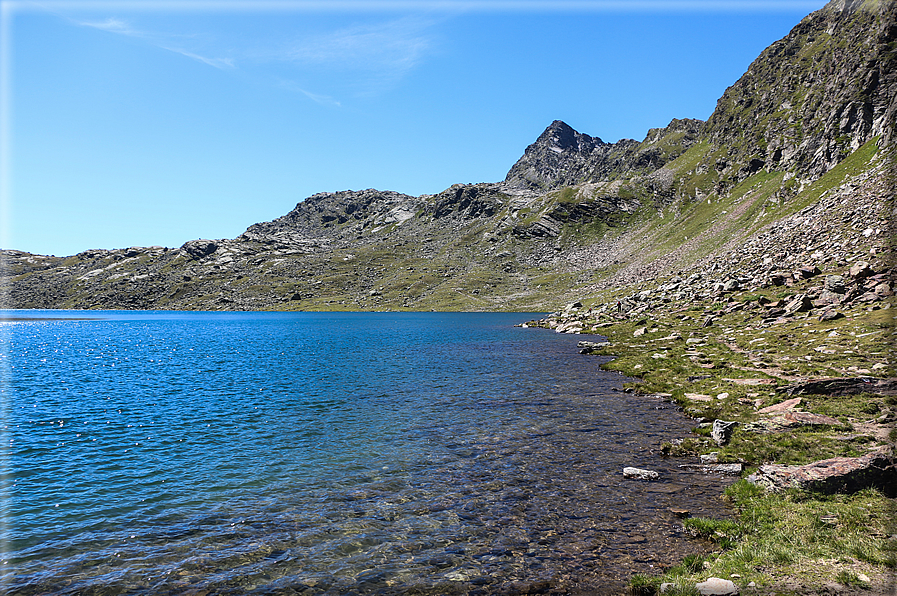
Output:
top-left (623, 467), bottom-right (660, 480)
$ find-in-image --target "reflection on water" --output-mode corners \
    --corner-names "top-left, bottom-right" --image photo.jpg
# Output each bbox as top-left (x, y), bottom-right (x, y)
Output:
top-left (3, 311), bottom-right (733, 594)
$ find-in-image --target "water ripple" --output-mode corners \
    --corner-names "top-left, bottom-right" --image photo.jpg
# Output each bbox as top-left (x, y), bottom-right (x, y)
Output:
top-left (4, 311), bottom-right (733, 594)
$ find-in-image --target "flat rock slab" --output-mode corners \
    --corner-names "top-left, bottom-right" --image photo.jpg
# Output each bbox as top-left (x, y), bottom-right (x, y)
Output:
top-left (758, 397), bottom-right (801, 414)
top-left (679, 463), bottom-right (744, 475)
top-left (747, 448), bottom-right (897, 496)
top-left (744, 410), bottom-right (842, 432)
top-left (781, 411), bottom-right (842, 426)
top-left (685, 393), bottom-right (713, 401)
top-left (778, 377), bottom-right (897, 396)
top-left (724, 378), bottom-right (776, 386)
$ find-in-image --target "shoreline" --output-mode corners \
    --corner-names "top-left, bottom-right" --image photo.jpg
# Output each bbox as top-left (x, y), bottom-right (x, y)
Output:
top-left (524, 273), bottom-right (896, 593)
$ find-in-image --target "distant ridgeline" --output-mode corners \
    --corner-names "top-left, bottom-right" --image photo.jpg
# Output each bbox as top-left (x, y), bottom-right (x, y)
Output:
top-left (3, 0), bottom-right (894, 311)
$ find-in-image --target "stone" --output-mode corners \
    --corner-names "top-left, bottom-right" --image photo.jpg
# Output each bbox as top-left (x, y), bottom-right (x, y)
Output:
top-left (824, 274), bottom-right (846, 293)
top-left (849, 261), bottom-right (874, 279)
top-left (711, 420), bottom-right (738, 445)
top-left (633, 327), bottom-right (647, 337)
top-left (724, 378), bottom-right (776, 386)
top-left (779, 377), bottom-right (897, 396)
top-left (758, 397), bottom-right (801, 414)
top-left (747, 448), bottom-right (897, 496)
top-left (796, 265), bottom-right (821, 279)
top-left (577, 340), bottom-right (609, 353)
top-left (780, 411), bottom-right (841, 427)
top-left (722, 279), bottom-right (740, 292)
top-left (818, 310), bottom-right (845, 322)
top-left (180, 239), bottom-right (218, 260)
top-left (815, 289), bottom-right (844, 306)
top-left (700, 452), bottom-right (719, 463)
top-left (685, 393), bottom-right (713, 402)
top-left (784, 293), bottom-right (813, 314)
top-left (623, 467), bottom-right (660, 480)
top-left (679, 463), bottom-right (744, 475)
top-left (874, 282), bottom-right (893, 296)
top-left (696, 577), bottom-right (739, 595)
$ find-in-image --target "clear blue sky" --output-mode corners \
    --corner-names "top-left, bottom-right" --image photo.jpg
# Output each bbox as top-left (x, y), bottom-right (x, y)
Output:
top-left (2, 0), bottom-right (827, 257)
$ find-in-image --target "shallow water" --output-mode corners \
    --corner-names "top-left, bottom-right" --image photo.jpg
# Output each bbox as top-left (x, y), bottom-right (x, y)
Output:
top-left (2, 311), bottom-right (733, 594)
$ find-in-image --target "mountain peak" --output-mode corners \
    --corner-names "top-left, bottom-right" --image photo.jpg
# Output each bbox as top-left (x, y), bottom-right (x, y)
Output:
top-left (538, 120), bottom-right (604, 152)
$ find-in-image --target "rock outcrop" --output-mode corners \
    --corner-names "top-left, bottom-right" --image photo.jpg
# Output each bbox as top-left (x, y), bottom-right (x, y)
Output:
top-left (746, 448), bottom-right (897, 496)
top-left (704, 0), bottom-right (896, 184)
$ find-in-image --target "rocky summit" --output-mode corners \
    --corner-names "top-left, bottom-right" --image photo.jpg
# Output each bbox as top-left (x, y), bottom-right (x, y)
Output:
top-left (2, 0), bottom-right (894, 315)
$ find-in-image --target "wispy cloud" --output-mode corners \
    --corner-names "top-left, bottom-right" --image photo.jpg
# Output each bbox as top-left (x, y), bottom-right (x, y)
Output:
top-left (274, 17), bottom-right (435, 94)
top-left (76, 16), bottom-right (235, 70)
top-left (161, 47), bottom-right (235, 69)
top-left (71, 13), bottom-right (432, 94)
top-left (275, 78), bottom-right (342, 106)
top-left (79, 16), bottom-right (135, 34)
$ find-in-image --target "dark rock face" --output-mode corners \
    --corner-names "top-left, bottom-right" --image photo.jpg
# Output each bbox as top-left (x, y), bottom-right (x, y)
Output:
top-left (747, 448), bottom-right (897, 496)
top-left (240, 189), bottom-right (425, 245)
top-left (705, 0), bottom-right (896, 182)
top-left (503, 118), bottom-right (703, 192)
top-left (429, 184), bottom-right (504, 220)
top-left (503, 120), bottom-right (608, 191)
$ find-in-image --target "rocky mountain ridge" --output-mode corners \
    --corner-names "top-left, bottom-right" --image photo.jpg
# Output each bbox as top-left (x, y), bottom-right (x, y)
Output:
top-left (2, 0), bottom-right (893, 313)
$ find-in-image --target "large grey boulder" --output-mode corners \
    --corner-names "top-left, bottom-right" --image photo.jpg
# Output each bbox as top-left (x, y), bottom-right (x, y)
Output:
top-left (180, 239), bottom-right (218, 260)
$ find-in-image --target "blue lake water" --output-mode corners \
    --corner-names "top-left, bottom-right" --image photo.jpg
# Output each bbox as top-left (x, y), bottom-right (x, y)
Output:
top-left (2, 311), bottom-right (732, 594)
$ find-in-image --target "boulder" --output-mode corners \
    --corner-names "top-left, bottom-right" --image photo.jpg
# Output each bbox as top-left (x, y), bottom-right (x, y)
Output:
top-left (180, 239), bottom-right (218, 260)
top-left (796, 266), bottom-right (821, 279)
top-left (874, 282), bottom-right (893, 297)
top-left (824, 275), bottom-right (846, 293)
top-left (696, 577), bottom-right (739, 596)
top-left (711, 420), bottom-right (738, 445)
top-left (747, 448), bottom-right (897, 496)
top-left (849, 261), bottom-right (874, 279)
top-left (817, 310), bottom-right (844, 322)
top-left (679, 463), bottom-right (744, 475)
top-left (577, 340), bottom-right (609, 353)
top-left (784, 293), bottom-right (813, 314)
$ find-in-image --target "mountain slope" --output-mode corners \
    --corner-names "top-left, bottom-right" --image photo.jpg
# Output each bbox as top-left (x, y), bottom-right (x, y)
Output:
top-left (2, 0), bottom-right (894, 313)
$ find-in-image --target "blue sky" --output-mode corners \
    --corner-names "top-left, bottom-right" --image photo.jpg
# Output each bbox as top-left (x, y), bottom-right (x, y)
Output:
top-left (2, 0), bottom-right (827, 257)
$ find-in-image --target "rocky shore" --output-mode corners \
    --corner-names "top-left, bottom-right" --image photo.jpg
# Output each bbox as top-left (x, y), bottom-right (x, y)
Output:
top-left (520, 164), bottom-right (895, 593)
